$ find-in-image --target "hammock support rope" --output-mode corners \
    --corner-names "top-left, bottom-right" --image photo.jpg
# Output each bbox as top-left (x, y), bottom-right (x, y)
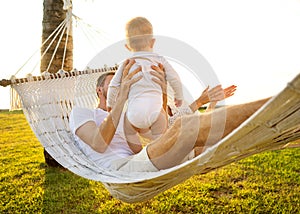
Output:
top-left (5, 68), bottom-right (300, 203)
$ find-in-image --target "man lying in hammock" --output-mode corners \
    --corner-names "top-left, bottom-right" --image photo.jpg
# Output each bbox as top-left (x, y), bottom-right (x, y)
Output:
top-left (69, 59), bottom-right (269, 172)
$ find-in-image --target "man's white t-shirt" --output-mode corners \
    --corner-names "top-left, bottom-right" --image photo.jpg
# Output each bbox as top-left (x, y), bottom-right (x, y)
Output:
top-left (69, 107), bottom-right (134, 169)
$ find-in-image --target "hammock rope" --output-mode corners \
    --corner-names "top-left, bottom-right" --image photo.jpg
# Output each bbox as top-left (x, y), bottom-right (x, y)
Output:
top-left (0, 7), bottom-right (110, 107)
top-left (8, 69), bottom-right (300, 203)
top-left (61, 10), bottom-right (72, 70)
top-left (12, 14), bottom-right (70, 78)
top-left (0, 5), bottom-right (107, 84)
top-left (73, 14), bottom-right (111, 52)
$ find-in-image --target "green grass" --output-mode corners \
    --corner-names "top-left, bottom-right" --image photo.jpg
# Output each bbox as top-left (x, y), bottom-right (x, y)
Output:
top-left (0, 111), bottom-right (299, 213)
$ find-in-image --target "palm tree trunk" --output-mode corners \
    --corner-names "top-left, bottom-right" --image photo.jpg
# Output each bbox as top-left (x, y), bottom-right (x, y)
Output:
top-left (41, 0), bottom-right (73, 73)
top-left (41, 0), bottom-right (73, 167)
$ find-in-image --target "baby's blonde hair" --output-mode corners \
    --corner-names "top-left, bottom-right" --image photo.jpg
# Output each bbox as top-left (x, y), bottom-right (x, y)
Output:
top-left (125, 17), bottom-right (153, 51)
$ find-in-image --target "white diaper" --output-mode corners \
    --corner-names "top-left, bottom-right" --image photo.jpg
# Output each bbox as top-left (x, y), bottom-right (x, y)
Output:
top-left (127, 95), bottom-right (162, 129)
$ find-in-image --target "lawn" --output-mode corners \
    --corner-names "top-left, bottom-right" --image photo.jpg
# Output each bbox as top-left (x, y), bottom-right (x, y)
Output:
top-left (0, 111), bottom-right (299, 213)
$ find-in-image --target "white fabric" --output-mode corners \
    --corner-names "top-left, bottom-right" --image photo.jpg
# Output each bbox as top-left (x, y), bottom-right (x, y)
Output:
top-left (111, 146), bottom-right (159, 172)
top-left (69, 107), bottom-right (134, 169)
top-left (127, 95), bottom-right (163, 128)
top-left (107, 51), bottom-right (183, 128)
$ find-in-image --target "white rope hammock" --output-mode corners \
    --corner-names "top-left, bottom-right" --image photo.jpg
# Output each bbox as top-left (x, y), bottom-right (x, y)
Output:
top-left (1, 0), bottom-right (299, 203)
top-left (8, 70), bottom-right (300, 203)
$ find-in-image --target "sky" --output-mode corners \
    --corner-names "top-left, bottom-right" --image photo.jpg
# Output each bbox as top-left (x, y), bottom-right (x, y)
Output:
top-left (0, 0), bottom-right (300, 109)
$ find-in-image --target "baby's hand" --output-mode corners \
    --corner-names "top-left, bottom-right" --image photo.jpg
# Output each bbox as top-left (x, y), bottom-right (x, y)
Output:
top-left (174, 99), bottom-right (182, 107)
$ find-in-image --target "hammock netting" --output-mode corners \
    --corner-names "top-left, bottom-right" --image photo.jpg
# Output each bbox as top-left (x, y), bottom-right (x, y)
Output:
top-left (7, 69), bottom-right (300, 203)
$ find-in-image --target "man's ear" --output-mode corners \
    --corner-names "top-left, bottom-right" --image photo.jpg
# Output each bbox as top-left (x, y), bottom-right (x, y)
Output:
top-left (96, 87), bottom-right (102, 97)
top-left (125, 44), bottom-right (132, 51)
top-left (150, 38), bottom-right (156, 48)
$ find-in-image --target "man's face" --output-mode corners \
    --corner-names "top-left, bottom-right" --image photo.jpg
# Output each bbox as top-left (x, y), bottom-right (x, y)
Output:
top-left (101, 75), bottom-right (114, 99)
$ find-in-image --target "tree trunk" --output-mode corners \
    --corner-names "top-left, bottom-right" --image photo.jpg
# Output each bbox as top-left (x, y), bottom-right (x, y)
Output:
top-left (41, 0), bottom-right (73, 167)
top-left (41, 0), bottom-right (73, 73)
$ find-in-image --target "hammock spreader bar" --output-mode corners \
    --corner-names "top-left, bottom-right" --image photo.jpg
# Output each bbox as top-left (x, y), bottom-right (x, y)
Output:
top-left (0, 66), bottom-right (118, 87)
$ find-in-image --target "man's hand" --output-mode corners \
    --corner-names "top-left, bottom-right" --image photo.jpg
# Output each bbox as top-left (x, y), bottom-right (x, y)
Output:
top-left (150, 63), bottom-right (168, 111)
top-left (118, 59), bottom-right (142, 100)
top-left (150, 63), bottom-right (167, 94)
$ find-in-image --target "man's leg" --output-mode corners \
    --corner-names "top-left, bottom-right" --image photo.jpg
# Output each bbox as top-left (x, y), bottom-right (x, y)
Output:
top-left (150, 109), bottom-right (168, 139)
top-left (147, 98), bottom-right (270, 170)
top-left (123, 113), bottom-right (143, 154)
top-left (196, 98), bottom-right (271, 149)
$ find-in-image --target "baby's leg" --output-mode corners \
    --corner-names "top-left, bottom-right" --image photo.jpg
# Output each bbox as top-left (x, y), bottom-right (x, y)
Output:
top-left (123, 113), bottom-right (143, 154)
top-left (150, 109), bottom-right (168, 139)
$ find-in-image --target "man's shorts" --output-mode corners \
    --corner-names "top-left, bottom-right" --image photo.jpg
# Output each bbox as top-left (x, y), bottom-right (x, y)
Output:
top-left (110, 146), bottom-right (159, 172)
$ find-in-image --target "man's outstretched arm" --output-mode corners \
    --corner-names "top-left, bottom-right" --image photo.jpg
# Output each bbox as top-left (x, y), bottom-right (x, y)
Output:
top-left (76, 60), bottom-right (142, 153)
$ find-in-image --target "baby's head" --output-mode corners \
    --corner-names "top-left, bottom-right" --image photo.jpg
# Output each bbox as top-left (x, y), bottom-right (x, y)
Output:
top-left (125, 17), bottom-right (154, 52)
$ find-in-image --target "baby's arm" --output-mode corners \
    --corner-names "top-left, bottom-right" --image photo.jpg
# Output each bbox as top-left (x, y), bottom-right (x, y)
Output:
top-left (162, 58), bottom-right (184, 106)
top-left (106, 87), bottom-right (119, 111)
top-left (107, 63), bottom-right (124, 110)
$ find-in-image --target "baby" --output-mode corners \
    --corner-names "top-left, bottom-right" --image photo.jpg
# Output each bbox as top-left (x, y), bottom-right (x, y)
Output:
top-left (107, 17), bottom-right (183, 150)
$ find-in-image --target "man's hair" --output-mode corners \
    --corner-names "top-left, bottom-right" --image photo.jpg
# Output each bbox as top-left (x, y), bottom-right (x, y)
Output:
top-left (125, 17), bottom-right (153, 51)
top-left (96, 71), bottom-right (115, 88)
